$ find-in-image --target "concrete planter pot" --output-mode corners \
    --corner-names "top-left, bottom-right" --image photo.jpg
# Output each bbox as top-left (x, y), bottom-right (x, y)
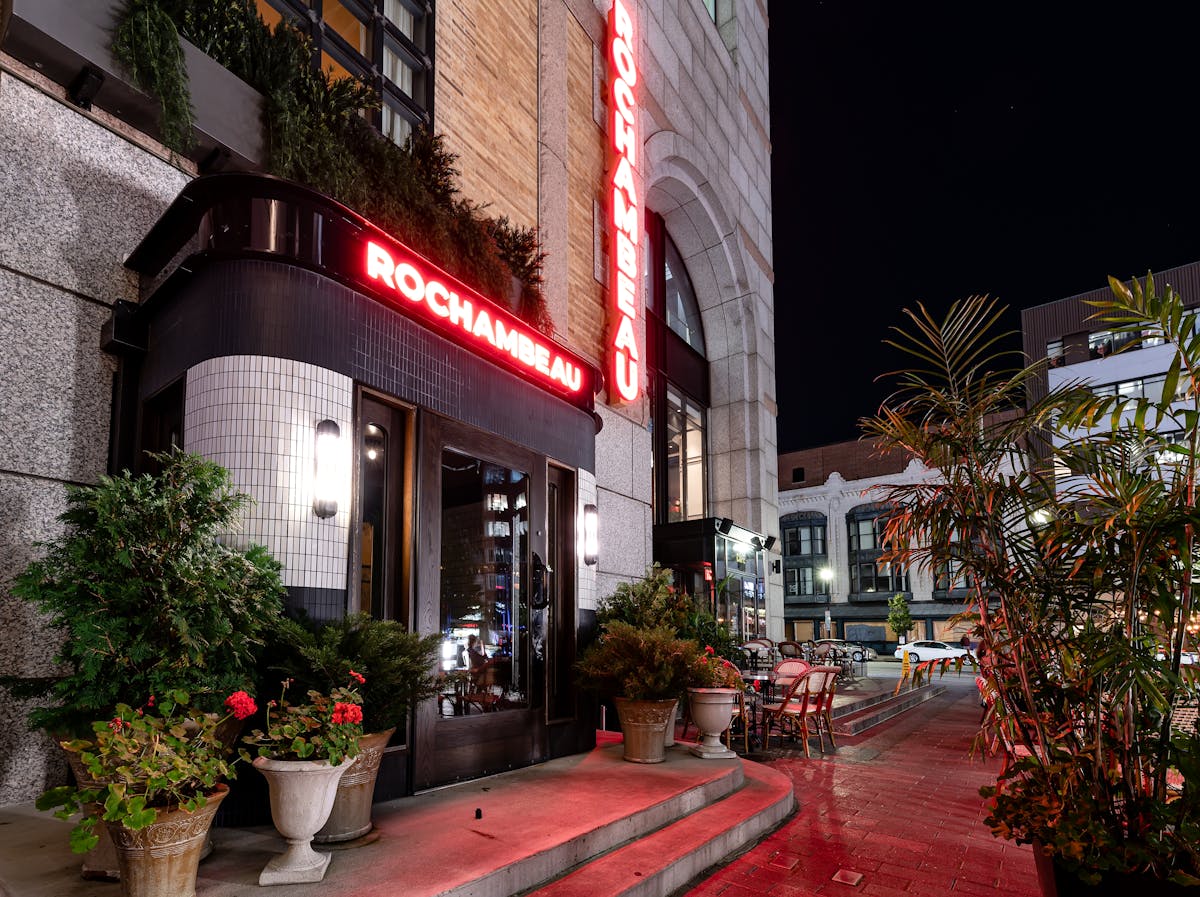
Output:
top-left (614, 697), bottom-right (677, 763)
top-left (104, 784), bottom-right (228, 897)
top-left (686, 688), bottom-right (739, 759)
top-left (253, 755), bottom-right (354, 885)
top-left (314, 728), bottom-right (395, 844)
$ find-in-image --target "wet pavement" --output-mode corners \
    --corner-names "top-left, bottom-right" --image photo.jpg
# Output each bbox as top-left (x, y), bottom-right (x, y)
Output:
top-left (683, 669), bottom-right (1041, 896)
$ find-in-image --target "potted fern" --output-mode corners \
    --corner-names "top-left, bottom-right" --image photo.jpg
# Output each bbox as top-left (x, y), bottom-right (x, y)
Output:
top-left (576, 621), bottom-right (702, 763)
top-left (864, 279), bottom-right (1200, 892)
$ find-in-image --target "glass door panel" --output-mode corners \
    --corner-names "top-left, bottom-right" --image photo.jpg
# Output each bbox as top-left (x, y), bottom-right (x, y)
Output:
top-left (438, 448), bottom-right (532, 715)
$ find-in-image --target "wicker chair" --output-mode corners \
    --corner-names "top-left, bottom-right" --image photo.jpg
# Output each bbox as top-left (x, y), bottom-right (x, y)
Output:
top-left (761, 665), bottom-right (840, 756)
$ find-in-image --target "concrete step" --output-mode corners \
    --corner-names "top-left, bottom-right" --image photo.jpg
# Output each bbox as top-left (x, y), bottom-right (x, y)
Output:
top-left (523, 754), bottom-right (795, 897)
top-left (2, 739), bottom-right (792, 897)
top-left (832, 684), bottom-right (946, 735)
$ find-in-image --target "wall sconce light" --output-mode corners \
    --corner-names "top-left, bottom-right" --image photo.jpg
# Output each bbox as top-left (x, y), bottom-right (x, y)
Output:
top-left (771, 559), bottom-right (781, 574)
top-left (763, 535), bottom-right (777, 551)
top-left (313, 419), bottom-right (340, 518)
top-left (582, 504), bottom-right (599, 566)
top-left (716, 518), bottom-right (734, 535)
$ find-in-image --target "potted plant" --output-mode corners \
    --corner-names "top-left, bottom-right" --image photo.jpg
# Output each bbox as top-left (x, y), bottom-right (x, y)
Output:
top-left (863, 281), bottom-right (1200, 892)
top-left (576, 621), bottom-right (702, 763)
top-left (6, 448), bottom-right (284, 733)
top-left (241, 676), bottom-right (364, 885)
top-left (272, 613), bottom-right (441, 843)
top-left (686, 648), bottom-right (745, 759)
top-left (36, 688), bottom-right (257, 897)
top-left (595, 564), bottom-right (739, 744)
top-left (4, 448), bottom-right (284, 878)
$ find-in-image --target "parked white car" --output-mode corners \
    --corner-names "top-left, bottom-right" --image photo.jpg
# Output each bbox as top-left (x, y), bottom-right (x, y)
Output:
top-left (894, 640), bottom-right (973, 663)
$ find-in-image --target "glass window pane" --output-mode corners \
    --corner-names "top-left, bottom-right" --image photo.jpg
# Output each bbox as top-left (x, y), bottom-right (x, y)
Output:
top-left (662, 236), bottom-right (706, 355)
top-left (325, 0), bottom-right (369, 56)
top-left (383, 0), bottom-right (416, 41)
top-left (321, 50), bottom-right (355, 82)
top-left (383, 40), bottom-right (415, 94)
top-left (381, 103), bottom-right (413, 147)
top-left (439, 450), bottom-right (530, 715)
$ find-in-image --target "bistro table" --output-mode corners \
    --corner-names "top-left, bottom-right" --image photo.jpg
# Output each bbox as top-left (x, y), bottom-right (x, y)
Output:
top-left (737, 671), bottom-right (784, 747)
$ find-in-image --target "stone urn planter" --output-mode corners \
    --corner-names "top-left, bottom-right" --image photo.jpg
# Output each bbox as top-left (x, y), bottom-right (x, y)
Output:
top-left (253, 755), bottom-right (354, 885)
top-left (686, 688), bottom-right (739, 759)
top-left (314, 727), bottom-right (395, 844)
top-left (614, 697), bottom-right (677, 763)
top-left (105, 784), bottom-right (229, 897)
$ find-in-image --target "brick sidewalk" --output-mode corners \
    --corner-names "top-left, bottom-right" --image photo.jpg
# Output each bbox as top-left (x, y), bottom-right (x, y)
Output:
top-left (685, 683), bottom-right (1042, 896)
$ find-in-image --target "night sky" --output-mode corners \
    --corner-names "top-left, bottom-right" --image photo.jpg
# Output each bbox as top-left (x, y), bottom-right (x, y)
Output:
top-left (769, 2), bottom-right (1200, 451)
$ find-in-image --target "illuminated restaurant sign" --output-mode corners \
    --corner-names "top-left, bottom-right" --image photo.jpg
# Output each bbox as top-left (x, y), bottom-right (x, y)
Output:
top-left (607, 0), bottom-right (641, 404)
top-left (364, 240), bottom-right (587, 399)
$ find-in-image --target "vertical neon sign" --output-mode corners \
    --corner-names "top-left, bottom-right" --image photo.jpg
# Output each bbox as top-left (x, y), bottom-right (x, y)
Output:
top-left (608, 0), bottom-right (640, 404)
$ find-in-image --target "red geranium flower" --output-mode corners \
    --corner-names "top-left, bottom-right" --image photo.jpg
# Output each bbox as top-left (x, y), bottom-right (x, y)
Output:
top-left (349, 669), bottom-right (366, 684)
top-left (224, 690), bottom-right (258, 720)
top-left (331, 702), bottom-right (363, 726)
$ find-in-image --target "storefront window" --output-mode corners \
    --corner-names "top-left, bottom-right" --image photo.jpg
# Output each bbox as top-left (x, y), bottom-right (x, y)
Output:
top-left (715, 535), bottom-right (765, 641)
top-left (439, 449), bottom-right (531, 714)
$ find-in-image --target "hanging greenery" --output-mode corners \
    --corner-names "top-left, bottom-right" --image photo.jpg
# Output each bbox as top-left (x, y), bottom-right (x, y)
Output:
top-left (111, 0), bottom-right (195, 153)
top-left (111, 0), bottom-right (552, 334)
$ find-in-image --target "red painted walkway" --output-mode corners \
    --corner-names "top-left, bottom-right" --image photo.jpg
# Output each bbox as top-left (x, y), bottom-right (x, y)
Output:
top-left (685, 680), bottom-right (1041, 896)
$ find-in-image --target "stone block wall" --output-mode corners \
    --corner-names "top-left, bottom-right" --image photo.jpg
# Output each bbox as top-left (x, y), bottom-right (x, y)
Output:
top-left (0, 64), bottom-right (190, 803)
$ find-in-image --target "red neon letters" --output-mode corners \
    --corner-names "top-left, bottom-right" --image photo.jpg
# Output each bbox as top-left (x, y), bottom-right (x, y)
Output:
top-left (608, 0), bottom-right (640, 404)
top-left (366, 241), bottom-right (583, 394)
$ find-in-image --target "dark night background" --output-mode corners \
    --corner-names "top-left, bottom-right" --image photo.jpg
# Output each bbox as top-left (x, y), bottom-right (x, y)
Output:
top-left (769, 2), bottom-right (1200, 451)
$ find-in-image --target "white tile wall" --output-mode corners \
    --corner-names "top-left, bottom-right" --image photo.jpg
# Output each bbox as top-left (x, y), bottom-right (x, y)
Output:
top-left (184, 355), bottom-right (353, 591)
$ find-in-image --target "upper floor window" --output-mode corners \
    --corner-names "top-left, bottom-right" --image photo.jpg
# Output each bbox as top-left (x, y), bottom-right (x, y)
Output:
top-left (662, 236), bottom-right (706, 354)
top-left (647, 213), bottom-right (709, 525)
top-left (846, 503), bottom-right (908, 595)
top-left (256, 0), bottom-right (433, 147)
top-left (1047, 339), bottom-right (1065, 368)
top-left (1088, 330), bottom-right (1114, 359)
top-left (784, 522), bottom-right (826, 556)
top-left (663, 386), bottom-right (706, 522)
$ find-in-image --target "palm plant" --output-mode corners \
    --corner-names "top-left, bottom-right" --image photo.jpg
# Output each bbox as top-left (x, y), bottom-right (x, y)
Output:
top-left (863, 280), bottom-right (1200, 886)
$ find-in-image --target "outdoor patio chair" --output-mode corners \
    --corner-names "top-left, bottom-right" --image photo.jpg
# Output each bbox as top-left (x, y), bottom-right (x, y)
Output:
top-left (771, 658), bottom-right (811, 697)
top-left (740, 641), bottom-right (771, 671)
top-left (761, 664), bottom-right (841, 757)
top-left (778, 640), bottom-right (804, 659)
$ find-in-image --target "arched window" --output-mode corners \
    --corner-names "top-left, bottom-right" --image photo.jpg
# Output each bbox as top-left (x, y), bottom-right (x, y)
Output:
top-left (647, 213), bottom-right (709, 524)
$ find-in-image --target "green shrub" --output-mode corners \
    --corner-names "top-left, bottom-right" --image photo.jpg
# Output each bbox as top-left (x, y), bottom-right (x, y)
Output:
top-left (8, 449), bottom-right (284, 736)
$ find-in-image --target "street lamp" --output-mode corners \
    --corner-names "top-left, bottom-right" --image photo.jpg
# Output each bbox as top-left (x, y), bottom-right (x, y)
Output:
top-left (818, 567), bottom-right (834, 637)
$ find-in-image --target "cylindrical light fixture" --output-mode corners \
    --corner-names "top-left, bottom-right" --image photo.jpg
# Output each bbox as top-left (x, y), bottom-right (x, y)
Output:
top-left (582, 504), bottom-right (599, 566)
top-left (313, 419), bottom-right (341, 518)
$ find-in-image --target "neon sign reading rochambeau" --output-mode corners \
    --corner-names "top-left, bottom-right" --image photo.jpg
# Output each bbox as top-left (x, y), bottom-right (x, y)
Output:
top-left (366, 241), bottom-right (583, 394)
top-left (608, 0), bottom-right (640, 404)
